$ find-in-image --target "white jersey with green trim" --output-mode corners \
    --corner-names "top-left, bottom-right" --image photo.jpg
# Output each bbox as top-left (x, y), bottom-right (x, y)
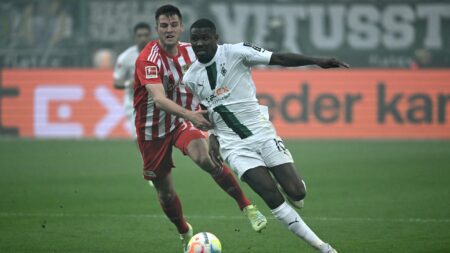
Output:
top-left (183, 42), bottom-right (276, 153)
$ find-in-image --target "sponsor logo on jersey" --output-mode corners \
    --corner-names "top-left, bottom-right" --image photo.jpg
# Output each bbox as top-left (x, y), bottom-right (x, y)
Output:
top-left (243, 42), bottom-right (265, 52)
top-left (145, 66), bottom-right (158, 79)
top-left (205, 86), bottom-right (231, 105)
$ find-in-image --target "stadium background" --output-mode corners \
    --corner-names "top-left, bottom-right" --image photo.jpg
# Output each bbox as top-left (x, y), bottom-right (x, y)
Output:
top-left (1, 0), bottom-right (449, 252)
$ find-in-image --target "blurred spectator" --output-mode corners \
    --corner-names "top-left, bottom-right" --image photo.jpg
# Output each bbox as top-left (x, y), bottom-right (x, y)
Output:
top-left (93, 49), bottom-right (115, 69)
top-left (47, 0), bottom-right (73, 48)
top-left (13, 0), bottom-right (72, 49)
top-left (410, 48), bottom-right (433, 69)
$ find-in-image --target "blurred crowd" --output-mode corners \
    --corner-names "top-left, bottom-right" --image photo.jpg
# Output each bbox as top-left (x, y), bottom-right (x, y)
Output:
top-left (0, 0), bottom-right (447, 68)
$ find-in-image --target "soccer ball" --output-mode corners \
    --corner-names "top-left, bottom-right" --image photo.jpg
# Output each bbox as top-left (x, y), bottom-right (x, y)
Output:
top-left (185, 232), bottom-right (222, 253)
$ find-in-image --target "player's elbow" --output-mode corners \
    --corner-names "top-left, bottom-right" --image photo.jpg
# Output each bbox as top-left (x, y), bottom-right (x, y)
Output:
top-left (153, 96), bottom-right (165, 109)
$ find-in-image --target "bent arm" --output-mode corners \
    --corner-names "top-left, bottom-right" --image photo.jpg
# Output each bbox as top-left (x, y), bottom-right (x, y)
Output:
top-left (146, 83), bottom-right (191, 118)
top-left (145, 84), bottom-right (212, 129)
top-left (269, 52), bottom-right (349, 68)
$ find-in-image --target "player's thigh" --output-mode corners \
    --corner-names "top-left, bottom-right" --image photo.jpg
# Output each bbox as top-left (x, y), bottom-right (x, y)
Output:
top-left (241, 166), bottom-right (278, 194)
top-left (261, 136), bottom-right (305, 195)
top-left (269, 163), bottom-right (305, 199)
top-left (173, 121), bottom-right (208, 156)
top-left (241, 166), bottom-right (284, 209)
top-left (185, 138), bottom-right (210, 162)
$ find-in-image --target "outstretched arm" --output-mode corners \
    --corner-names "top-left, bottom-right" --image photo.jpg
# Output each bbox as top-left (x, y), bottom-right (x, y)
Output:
top-left (269, 52), bottom-right (350, 69)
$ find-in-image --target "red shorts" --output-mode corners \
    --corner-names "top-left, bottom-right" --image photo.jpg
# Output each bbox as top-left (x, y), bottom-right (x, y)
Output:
top-left (137, 121), bottom-right (207, 180)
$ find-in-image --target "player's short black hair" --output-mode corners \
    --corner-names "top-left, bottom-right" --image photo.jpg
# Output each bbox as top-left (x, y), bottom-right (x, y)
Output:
top-left (190, 18), bottom-right (216, 33)
top-left (133, 22), bottom-right (151, 33)
top-left (155, 4), bottom-right (182, 22)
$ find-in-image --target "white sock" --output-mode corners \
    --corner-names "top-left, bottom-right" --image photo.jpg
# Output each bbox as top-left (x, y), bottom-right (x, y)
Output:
top-left (271, 202), bottom-right (325, 250)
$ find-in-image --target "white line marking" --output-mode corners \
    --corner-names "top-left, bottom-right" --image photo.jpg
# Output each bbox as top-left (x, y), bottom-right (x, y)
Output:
top-left (1, 212), bottom-right (448, 223)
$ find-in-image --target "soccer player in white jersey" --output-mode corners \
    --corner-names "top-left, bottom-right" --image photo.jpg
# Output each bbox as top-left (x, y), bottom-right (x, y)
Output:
top-left (113, 22), bottom-right (152, 138)
top-left (133, 5), bottom-right (266, 251)
top-left (183, 19), bottom-right (350, 253)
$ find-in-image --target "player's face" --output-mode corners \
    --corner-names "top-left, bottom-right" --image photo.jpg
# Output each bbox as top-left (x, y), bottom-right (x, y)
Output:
top-left (156, 14), bottom-right (184, 48)
top-left (190, 28), bottom-right (218, 63)
top-left (135, 28), bottom-right (151, 51)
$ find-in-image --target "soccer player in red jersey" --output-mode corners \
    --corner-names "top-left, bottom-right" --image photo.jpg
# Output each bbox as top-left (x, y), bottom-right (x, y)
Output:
top-left (133, 5), bottom-right (266, 251)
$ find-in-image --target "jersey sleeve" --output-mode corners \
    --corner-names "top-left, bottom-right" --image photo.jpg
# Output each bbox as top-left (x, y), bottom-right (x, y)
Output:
top-left (113, 53), bottom-right (127, 80)
top-left (235, 42), bottom-right (273, 66)
top-left (135, 58), bottom-right (161, 86)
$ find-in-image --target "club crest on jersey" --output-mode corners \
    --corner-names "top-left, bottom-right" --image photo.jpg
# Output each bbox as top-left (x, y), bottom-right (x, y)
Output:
top-left (145, 66), bottom-right (158, 79)
top-left (220, 63), bottom-right (227, 76)
top-left (182, 63), bottom-right (192, 74)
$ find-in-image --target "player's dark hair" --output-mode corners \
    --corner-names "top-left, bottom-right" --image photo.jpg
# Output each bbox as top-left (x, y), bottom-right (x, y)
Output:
top-left (133, 22), bottom-right (151, 33)
top-left (190, 18), bottom-right (216, 33)
top-left (155, 4), bottom-right (182, 22)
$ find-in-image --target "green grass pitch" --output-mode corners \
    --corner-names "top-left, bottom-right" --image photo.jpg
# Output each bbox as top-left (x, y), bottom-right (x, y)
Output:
top-left (1, 139), bottom-right (449, 253)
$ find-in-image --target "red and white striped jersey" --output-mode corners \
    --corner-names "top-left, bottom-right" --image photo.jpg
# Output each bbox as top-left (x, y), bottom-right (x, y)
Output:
top-left (134, 40), bottom-right (198, 140)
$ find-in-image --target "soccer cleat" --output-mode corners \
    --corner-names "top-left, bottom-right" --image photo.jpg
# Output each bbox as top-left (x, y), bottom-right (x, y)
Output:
top-left (318, 243), bottom-right (338, 253)
top-left (148, 181), bottom-right (154, 187)
top-left (180, 223), bottom-right (193, 252)
top-left (243, 205), bottom-right (267, 232)
top-left (277, 180), bottom-right (306, 209)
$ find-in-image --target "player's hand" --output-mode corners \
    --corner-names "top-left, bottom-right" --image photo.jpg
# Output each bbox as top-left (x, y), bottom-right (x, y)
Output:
top-left (316, 58), bottom-right (350, 69)
top-left (188, 110), bottom-right (213, 131)
top-left (209, 134), bottom-right (223, 167)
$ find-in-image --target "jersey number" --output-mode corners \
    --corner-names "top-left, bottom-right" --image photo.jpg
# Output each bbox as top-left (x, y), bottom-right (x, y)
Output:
top-left (274, 138), bottom-right (287, 152)
top-left (213, 105), bottom-right (253, 139)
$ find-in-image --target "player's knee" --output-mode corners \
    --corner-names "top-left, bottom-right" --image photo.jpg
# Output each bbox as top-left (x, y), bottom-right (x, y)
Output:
top-left (194, 154), bottom-right (215, 172)
top-left (284, 183), bottom-right (306, 201)
top-left (291, 189), bottom-right (306, 201)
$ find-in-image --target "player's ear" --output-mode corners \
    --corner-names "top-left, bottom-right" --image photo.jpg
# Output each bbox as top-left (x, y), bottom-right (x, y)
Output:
top-left (181, 22), bottom-right (185, 32)
top-left (215, 34), bottom-right (219, 41)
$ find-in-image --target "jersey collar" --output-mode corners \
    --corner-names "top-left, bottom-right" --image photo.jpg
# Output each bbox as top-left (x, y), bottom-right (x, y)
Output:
top-left (157, 41), bottom-right (181, 59)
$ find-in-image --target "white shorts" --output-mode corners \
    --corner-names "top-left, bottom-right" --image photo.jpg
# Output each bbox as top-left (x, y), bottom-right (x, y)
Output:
top-left (225, 136), bottom-right (294, 179)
